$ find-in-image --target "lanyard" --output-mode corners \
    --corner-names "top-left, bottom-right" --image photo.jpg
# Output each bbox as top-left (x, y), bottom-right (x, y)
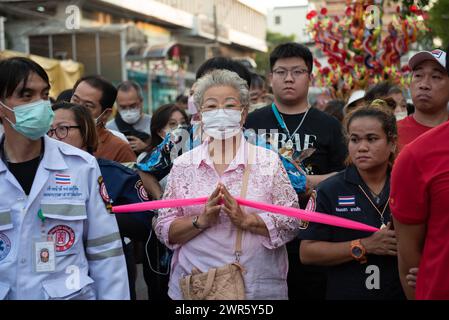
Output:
top-left (271, 103), bottom-right (309, 150)
top-left (271, 103), bottom-right (288, 131)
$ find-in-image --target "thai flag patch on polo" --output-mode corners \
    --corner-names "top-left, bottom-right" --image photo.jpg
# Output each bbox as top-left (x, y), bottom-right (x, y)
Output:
top-left (55, 174), bottom-right (71, 185)
top-left (338, 195), bottom-right (355, 206)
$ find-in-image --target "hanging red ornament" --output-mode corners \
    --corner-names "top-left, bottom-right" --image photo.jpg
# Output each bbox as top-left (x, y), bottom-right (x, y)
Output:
top-left (306, 10), bottom-right (317, 20)
top-left (342, 66), bottom-right (350, 74)
top-left (322, 67), bottom-right (330, 75)
top-left (320, 8), bottom-right (328, 15)
top-left (410, 5), bottom-right (418, 13)
top-left (345, 7), bottom-right (352, 16)
top-left (354, 55), bottom-right (364, 64)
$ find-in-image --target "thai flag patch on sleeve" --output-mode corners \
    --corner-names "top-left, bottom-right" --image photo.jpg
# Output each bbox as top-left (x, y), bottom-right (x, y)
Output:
top-left (338, 195), bottom-right (355, 206)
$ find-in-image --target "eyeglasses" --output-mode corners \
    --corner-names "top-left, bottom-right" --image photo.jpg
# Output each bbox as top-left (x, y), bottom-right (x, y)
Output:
top-left (47, 125), bottom-right (81, 139)
top-left (272, 68), bottom-right (309, 79)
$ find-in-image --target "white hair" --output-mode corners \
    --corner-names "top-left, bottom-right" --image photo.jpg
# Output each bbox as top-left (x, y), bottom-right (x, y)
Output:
top-left (193, 69), bottom-right (249, 109)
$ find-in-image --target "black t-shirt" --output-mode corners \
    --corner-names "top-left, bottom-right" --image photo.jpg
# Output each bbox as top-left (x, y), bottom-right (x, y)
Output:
top-left (1, 137), bottom-right (42, 195)
top-left (299, 165), bottom-right (405, 300)
top-left (7, 156), bottom-right (41, 195)
top-left (244, 105), bottom-right (347, 176)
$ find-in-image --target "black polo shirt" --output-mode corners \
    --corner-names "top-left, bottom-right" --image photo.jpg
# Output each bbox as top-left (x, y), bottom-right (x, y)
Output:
top-left (299, 165), bottom-right (405, 300)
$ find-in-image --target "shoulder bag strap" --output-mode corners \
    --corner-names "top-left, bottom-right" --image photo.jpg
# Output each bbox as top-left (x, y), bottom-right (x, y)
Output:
top-left (234, 143), bottom-right (253, 263)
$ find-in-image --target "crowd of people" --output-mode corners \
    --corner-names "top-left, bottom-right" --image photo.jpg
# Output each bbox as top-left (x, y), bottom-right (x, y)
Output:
top-left (0, 41), bottom-right (448, 300)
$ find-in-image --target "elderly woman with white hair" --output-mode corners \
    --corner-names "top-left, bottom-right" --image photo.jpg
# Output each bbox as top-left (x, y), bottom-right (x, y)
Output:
top-left (155, 69), bottom-right (301, 300)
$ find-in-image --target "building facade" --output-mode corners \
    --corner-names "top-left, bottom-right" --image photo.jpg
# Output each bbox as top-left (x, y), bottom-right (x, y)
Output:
top-left (0, 0), bottom-right (267, 112)
top-left (267, 5), bottom-right (311, 44)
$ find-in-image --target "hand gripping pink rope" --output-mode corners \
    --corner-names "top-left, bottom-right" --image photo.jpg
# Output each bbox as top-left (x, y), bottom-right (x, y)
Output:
top-left (112, 197), bottom-right (379, 233)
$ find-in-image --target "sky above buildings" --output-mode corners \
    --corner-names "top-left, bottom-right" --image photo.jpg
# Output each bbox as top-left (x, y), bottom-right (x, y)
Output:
top-left (239, 0), bottom-right (309, 14)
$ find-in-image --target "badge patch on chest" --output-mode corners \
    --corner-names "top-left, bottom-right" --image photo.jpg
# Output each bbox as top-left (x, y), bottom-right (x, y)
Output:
top-left (0, 233), bottom-right (11, 261)
top-left (48, 225), bottom-right (75, 252)
top-left (135, 180), bottom-right (150, 201)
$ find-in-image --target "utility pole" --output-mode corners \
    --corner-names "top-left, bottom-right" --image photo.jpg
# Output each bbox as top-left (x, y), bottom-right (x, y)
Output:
top-left (0, 16), bottom-right (6, 51)
top-left (212, 3), bottom-right (220, 56)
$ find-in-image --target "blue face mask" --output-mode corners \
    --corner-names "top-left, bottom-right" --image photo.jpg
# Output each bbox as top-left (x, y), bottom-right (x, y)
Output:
top-left (0, 99), bottom-right (54, 140)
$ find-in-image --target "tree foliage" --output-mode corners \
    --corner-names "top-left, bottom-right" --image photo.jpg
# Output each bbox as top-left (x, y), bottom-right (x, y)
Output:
top-left (255, 31), bottom-right (295, 75)
top-left (428, 0), bottom-right (449, 48)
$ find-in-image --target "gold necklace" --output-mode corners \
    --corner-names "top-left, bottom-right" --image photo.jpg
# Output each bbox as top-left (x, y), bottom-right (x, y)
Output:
top-left (358, 185), bottom-right (389, 229)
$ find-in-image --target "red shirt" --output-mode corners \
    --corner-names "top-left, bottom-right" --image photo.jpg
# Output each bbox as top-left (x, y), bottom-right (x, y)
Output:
top-left (397, 115), bottom-right (433, 151)
top-left (391, 121), bottom-right (449, 299)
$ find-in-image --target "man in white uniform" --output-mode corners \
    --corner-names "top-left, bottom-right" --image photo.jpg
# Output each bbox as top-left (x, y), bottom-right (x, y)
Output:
top-left (0, 57), bottom-right (129, 300)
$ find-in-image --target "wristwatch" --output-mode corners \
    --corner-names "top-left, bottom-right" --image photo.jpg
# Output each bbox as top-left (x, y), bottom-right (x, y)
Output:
top-left (192, 216), bottom-right (205, 230)
top-left (350, 239), bottom-right (367, 264)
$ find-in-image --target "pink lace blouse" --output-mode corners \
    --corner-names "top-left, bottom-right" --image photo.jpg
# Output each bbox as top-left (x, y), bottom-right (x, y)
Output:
top-left (155, 134), bottom-right (300, 299)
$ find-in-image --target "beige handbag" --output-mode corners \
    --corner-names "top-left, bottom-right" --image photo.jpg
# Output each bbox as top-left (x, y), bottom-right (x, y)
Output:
top-left (179, 259), bottom-right (246, 300)
top-left (179, 146), bottom-right (253, 300)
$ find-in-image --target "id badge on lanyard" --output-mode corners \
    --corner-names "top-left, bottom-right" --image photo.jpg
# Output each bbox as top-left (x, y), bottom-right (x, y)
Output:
top-left (34, 209), bottom-right (56, 273)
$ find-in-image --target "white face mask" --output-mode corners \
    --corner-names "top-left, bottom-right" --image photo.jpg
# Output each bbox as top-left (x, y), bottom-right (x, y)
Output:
top-left (395, 111), bottom-right (407, 121)
top-left (119, 108), bottom-right (141, 124)
top-left (201, 109), bottom-right (242, 140)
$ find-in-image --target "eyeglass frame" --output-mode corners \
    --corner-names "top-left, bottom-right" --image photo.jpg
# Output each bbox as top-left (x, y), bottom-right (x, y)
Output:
top-left (47, 125), bottom-right (81, 139)
top-left (271, 67), bottom-right (310, 79)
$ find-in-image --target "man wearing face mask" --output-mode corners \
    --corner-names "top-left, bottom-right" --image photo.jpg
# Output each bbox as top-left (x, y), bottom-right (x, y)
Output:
top-left (71, 75), bottom-right (136, 163)
top-left (0, 57), bottom-right (129, 300)
top-left (106, 81), bottom-right (151, 155)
